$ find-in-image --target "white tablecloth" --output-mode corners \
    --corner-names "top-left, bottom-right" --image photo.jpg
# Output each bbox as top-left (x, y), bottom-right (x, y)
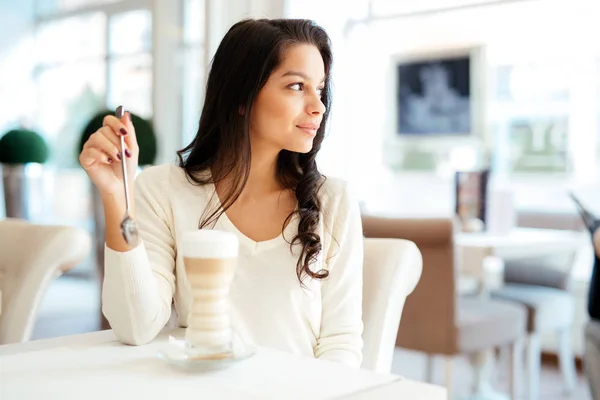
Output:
top-left (341, 379), bottom-right (447, 399)
top-left (0, 329), bottom-right (444, 399)
top-left (456, 227), bottom-right (584, 259)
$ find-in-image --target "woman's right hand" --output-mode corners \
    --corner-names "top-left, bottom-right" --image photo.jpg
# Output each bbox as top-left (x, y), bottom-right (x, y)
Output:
top-left (79, 111), bottom-right (139, 201)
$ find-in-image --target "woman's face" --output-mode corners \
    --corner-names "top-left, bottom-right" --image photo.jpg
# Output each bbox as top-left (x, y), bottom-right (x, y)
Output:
top-left (249, 44), bottom-right (327, 154)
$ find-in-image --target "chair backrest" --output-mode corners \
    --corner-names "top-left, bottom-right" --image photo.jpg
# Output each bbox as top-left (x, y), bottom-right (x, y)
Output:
top-left (361, 238), bottom-right (422, 373)
top-left (517, 211), bottom-right (586, 231)
top-left (0, 218), bottom-right (92, 344)
top-left (362, 215), bottom-right (458, 355)
top-left (506, 211), bottom-right (584, 290)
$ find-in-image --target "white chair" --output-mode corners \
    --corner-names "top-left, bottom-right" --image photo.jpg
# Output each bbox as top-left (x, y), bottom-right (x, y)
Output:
top-left (490, 210), bottom-right (585, 399)
top-left (0, 218), bottom-right (92, 344)
top-left (361, 238), bottom-right (423, 373)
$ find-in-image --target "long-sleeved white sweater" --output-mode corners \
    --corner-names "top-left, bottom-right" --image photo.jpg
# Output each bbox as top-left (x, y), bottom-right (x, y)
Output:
top-left (102, 164), bottom-right (364, 367)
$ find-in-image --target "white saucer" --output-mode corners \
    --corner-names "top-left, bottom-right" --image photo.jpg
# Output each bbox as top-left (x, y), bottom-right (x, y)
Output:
top-left (157, 333), bottom-right (256, 372)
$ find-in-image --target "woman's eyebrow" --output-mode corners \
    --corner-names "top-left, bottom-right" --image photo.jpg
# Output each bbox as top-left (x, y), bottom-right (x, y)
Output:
top-left (281, 70), bottom-right (326, 83)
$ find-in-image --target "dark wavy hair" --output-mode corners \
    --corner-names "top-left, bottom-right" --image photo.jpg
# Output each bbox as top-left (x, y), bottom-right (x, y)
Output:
top-left (176, 19), bottom-right (332, 284)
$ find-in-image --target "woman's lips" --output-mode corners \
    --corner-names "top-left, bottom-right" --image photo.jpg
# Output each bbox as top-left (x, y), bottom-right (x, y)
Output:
top-left (296, 124), bottom-right (319, 136)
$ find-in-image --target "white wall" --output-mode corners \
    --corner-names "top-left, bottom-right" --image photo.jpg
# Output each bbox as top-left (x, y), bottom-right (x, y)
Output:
top-left (284, 0), bottom-right (373, 197)
top-left (289, 0), bottom-right (600, 215)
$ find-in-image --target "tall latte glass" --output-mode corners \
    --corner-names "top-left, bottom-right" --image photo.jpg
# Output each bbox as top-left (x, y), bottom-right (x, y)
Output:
top-left (181, 230), bottom-right (238, 357)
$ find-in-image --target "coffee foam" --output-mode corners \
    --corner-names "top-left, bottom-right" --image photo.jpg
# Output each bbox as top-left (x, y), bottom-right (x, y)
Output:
top-left (180, 230), bottom-right (238, 259)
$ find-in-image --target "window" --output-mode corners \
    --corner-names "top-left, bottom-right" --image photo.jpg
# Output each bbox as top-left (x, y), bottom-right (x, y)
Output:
top-left (107, 9), bottom-right (153, 118)
top-left (32, 1), bottom-right (153, 167)
top-left (370, 0), bottom-right (518, 16)
top-left (490, 62), bottom-right (572, 176)
top-left (37, 0), bottom-right (123, 17)
top-left (180, 0), bottom-right (206, 148)
top-left (490, 58), bottom-right (599, 180)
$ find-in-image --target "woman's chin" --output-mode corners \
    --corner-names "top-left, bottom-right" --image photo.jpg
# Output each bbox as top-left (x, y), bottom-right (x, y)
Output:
top-left (291, 144), bottom-right (314, 154)
top-left (282, 139), bottom-right (314, 154)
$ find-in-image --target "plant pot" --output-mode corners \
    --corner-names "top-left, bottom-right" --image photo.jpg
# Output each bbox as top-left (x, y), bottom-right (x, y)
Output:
top-left (1, 163), bottom-right (50, 220)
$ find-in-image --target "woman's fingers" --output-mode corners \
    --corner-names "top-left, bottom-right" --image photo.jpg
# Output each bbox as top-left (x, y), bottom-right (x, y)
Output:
top-left (121, 111), bottom-right (138, 153)
top-left (104, 113), bottom-right (138, 155)
top-left (103, 115), bottom-right (129, 138)
top-left (95, 124), bottom-right (121, 149)
top-left (79, 147), bottom-right (113, 168)
top-left (83, 130), bottom-right (122, 162)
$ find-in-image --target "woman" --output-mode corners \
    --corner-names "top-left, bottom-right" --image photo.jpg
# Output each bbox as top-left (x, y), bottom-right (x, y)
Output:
top-left (79, 18), bottom-right (364, 367)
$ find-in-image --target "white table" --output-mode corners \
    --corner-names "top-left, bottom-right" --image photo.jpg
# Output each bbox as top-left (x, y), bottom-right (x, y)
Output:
top-left (340, 378), bottom-right (448, 399)
top-left (0, 328), bottom-right (446, 400)
top-left (454, 227), bottom-right (585, 400)
top-left (456, 227), bottom-right (584, 260)
top-left (456, 227), bottom-right (585, 297)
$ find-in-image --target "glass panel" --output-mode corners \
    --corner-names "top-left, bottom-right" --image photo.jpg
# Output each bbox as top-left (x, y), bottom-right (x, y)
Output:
top-left (0, 38), bottom-right (37, 135)
top-left (109, 9), bottom-right (152, 56)
top-left (35, 60), bottom-right (106, 167)
top-left (107, 53), bottom-right (153, 119)
top-left (184, 0), bottom-right (205, 43)
top-left (370, 0), bottom-right (501, 16)
top-left (37, 0), bottom-right (122, 17)
top-left (181, 46), bottom-right (205, 147)
top-left (490, 60), bottom-right (572, 176)
top-left (36, 12), bottom-right (106, 65)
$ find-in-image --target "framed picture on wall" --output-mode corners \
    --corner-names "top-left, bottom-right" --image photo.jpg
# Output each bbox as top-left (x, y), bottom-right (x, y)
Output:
top-left (382, 46), bottom-right (487, 172)
top-left (393, 46), bottom-right (485, 137)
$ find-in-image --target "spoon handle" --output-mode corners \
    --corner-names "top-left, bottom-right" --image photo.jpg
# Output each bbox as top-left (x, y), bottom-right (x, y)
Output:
top-left (115, 106), bottom-right (131, 213)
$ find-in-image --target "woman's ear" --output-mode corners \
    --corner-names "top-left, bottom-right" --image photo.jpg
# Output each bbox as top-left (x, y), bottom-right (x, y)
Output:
top-left (238, 105), bottom-right (245, 116)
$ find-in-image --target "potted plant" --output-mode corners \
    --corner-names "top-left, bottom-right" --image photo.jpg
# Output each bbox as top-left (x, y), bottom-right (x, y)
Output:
top-left (0, 128), bottom-right (50, 219)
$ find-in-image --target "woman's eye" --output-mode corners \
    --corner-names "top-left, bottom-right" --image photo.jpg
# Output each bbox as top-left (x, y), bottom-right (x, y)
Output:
top-left (289, 83), bottom-right (324, 95)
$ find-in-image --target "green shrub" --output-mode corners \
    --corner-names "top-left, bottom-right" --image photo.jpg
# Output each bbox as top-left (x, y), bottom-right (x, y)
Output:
top-left (0, 129), bottom-right (50, 164)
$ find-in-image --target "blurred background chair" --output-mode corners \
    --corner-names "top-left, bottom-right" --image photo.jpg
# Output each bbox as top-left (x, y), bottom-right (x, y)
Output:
top-left (489, 211), bottom-right (581, 399)
top-left (361, 237), bottom-right (423, 373)
top-left (0, 218), bottom-right (92, 344)
top-left (491, 255), bottom-right (578, 400)
top-left (362, 215), bottom-right (528, 399)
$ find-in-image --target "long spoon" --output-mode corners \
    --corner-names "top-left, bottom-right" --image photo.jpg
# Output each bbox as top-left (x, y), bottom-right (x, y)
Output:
top-left (115, 105), bottom-right (139, 246)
